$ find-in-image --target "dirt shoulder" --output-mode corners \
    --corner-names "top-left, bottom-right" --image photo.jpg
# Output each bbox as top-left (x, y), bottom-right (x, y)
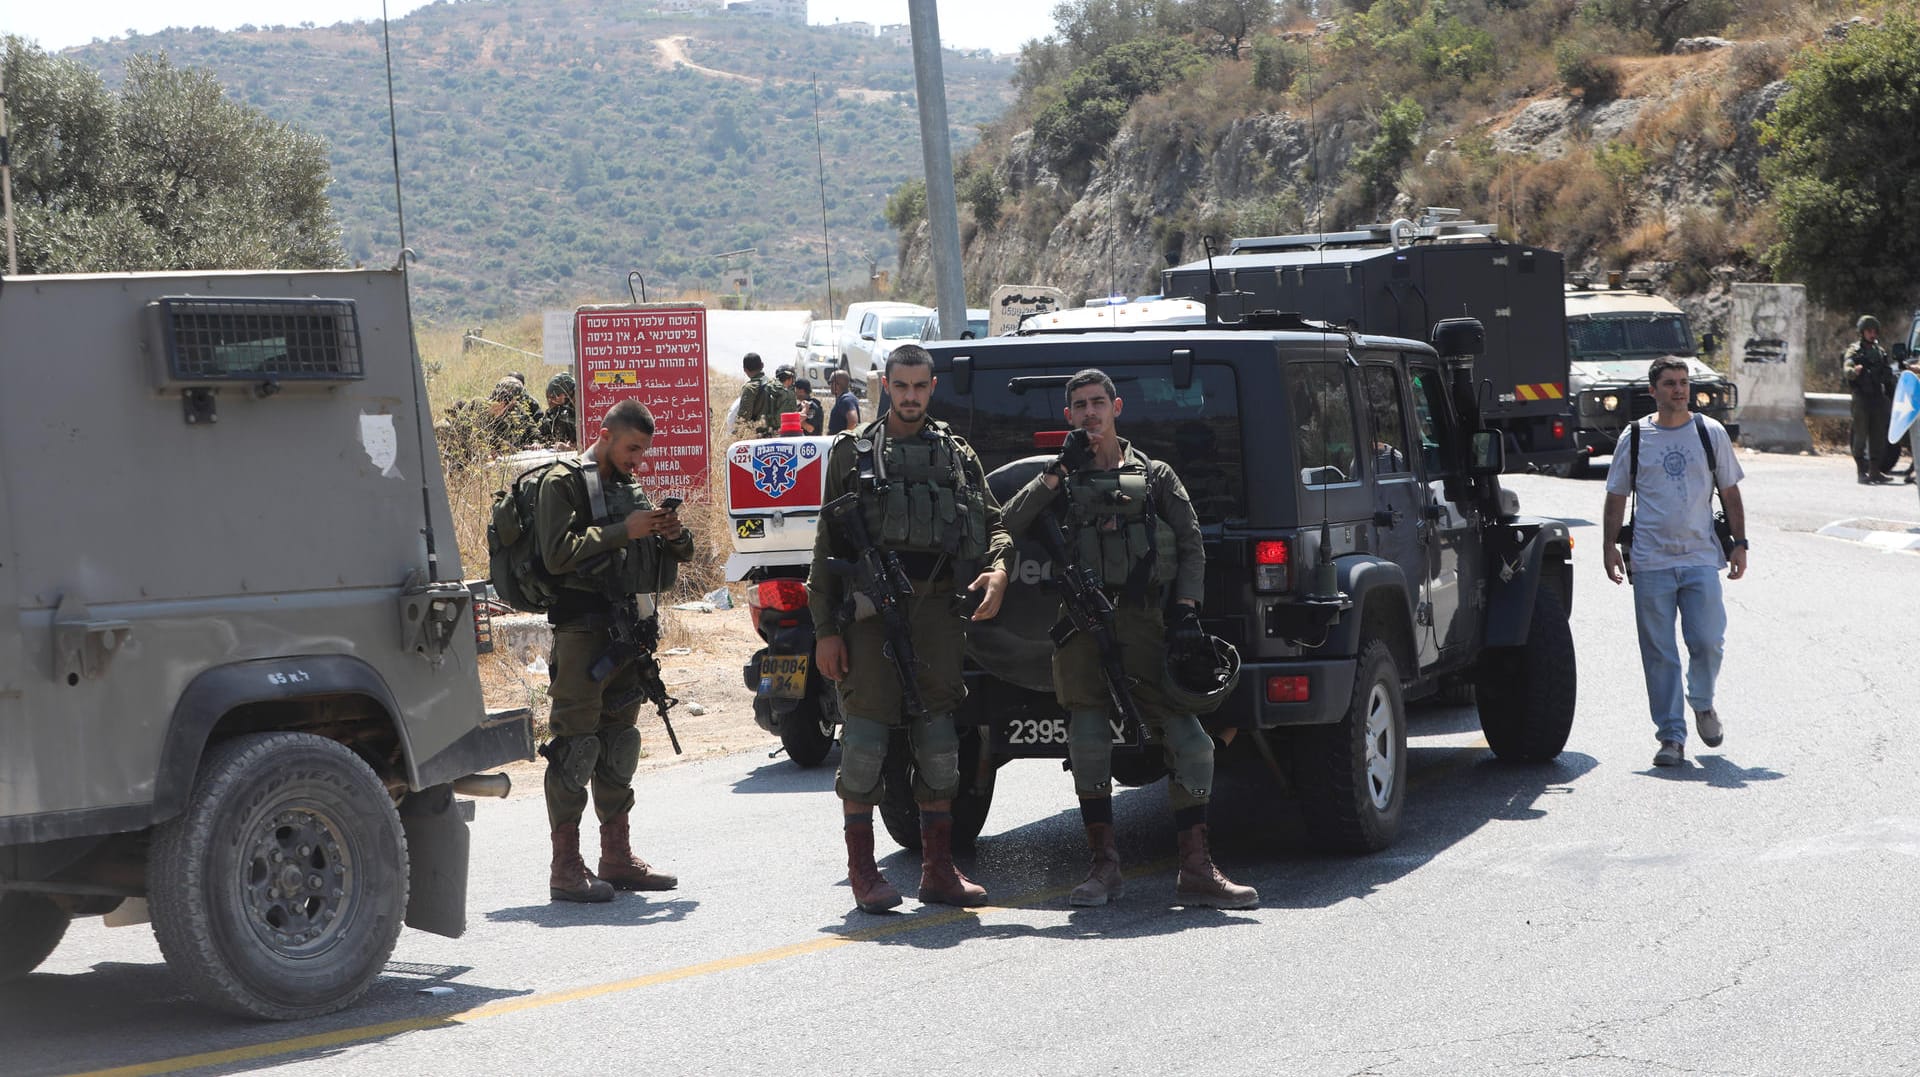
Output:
top-left (481, 604), bottom-right (779, 797)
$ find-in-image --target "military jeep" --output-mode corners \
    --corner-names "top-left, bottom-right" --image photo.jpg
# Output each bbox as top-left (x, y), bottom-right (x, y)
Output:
top-left (882, 300), bottom-right (1576, 854)
top-left (0, 268), bottom-right (531, 1018)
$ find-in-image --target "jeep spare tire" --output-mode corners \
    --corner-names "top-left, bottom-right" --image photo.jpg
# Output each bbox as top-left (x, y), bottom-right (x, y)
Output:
top-left (963, 457), bottom-right (1062, 693)
top-left (149, 732), bottom-right (408, 1020)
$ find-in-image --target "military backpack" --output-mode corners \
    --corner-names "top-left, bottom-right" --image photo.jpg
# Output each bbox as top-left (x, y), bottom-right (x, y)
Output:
top-left (487, 459), bottom-right (583, 613)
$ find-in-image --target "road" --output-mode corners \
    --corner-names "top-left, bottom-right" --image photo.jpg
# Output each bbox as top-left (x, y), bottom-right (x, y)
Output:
top-left (5, 449), bottom-right (1918, 1077)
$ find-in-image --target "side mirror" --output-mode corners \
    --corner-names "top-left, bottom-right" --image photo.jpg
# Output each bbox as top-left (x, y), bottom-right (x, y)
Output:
top-left (1469, 431), bottom-right (1505, 476)
top-left (861, 332), bottom-right (877, 341)
top-left (1431, 318), bottom-right (1485, 359)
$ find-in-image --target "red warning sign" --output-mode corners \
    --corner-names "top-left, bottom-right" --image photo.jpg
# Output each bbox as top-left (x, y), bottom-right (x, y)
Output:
top-left (574, 304), bottom-right (710, 503)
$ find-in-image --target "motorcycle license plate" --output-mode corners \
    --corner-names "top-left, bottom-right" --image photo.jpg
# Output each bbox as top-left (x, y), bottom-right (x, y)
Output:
top-left (735, 518), bottom-right (767, 540)
top-left (759, 654), bottom-right (809, 700)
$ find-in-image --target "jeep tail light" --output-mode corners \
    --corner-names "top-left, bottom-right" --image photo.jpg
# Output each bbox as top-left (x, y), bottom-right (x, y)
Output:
top-left (1551, 419), bottom-right (1567, 442)
top-left (1033, 430), bottom-right (1069, 450)
top-left (750, 579), bottom-right (810, 614)
top-left (1266, 675), bottom-right (1310, 703)
top-left (1254, 539), bottom-right (1290, 592)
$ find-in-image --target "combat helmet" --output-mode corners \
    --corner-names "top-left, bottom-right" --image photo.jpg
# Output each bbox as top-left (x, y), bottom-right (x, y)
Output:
top-left (1858, 315), bottom-right (1881, 333)
top-left (1161, 631), bottom-right (1242, 715)
top-left (546, 370), bottom-right (577, 400)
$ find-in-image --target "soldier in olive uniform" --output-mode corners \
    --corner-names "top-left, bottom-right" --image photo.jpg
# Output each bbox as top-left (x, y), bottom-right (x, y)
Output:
top-left (1002, 368), bottom-right (1257, 910)
top-left (541, 371), bottom-right (579, 447)
top-left (534, 398), bottom-right (693, 902)
top-left (735, 353), bottom-right (797, 439)
top-left (808, 344), bottom-right (1012, 913)
top-left (1845, 315), bottom-right (1900, 484)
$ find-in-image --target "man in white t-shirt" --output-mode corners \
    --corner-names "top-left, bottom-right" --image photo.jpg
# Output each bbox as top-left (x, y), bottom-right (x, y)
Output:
top-left (1602, 357), bottom-right (1749, 768)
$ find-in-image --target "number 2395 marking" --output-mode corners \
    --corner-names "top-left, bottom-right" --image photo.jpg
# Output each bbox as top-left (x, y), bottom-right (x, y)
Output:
top-left (1006, 718), bottom-right (1127, 745)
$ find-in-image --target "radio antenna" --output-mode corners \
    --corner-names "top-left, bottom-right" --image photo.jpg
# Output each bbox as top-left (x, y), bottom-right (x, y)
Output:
top-left (811, 74), bottom-right (837, 321)
top-left (382, 0), bottom-right (440, 583)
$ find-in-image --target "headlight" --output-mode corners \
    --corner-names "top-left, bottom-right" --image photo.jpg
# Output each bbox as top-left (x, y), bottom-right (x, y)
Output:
top-left (1694, 390), bottom-right (1712, 409)
top-left (1602, 393), bottom-right (1620, 412)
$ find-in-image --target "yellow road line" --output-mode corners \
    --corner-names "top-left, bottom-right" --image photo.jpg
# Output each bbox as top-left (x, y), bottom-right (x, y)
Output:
top-left (73, 735), bottom-right (1492, 1077)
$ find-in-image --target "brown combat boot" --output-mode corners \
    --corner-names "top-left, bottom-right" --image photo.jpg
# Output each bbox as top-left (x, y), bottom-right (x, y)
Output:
top-left (918, 811), bottom-right (988, 907)
top-left (1174, 823), bottom-right (1258, 910)
top-left (1069, 822), bottom-right (1125, 907)
top-left (550, 825), bottom-right (614, 903)
top-left (597, 813), bottom-right (678, 891)
top-left (844, 815), bottom-right (902, 913)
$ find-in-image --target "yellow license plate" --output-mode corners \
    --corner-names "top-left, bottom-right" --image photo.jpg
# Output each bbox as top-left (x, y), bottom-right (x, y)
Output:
top-left (759, 654), bottom-right (809, 700)
top-left (736, 518), bottom-right (767, 540)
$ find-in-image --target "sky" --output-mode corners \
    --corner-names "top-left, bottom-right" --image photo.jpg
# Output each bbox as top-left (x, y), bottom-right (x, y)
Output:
top-left (2, 0), bottom-right (1048, 56)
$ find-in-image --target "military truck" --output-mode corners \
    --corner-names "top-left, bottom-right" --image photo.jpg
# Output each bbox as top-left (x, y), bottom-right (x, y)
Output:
top-left (0, 268), bottom-right (531, 1018)
top-left (1160, 210), bottom-right (1577, 472)
top-left (878, 298), bottom-right (1575, 855)
top-left (1560, 273), bottom-right (1739, 476)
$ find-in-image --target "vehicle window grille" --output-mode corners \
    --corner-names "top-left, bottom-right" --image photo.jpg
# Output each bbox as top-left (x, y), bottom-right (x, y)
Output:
top-left (157, 297), bottom-right (364, 381)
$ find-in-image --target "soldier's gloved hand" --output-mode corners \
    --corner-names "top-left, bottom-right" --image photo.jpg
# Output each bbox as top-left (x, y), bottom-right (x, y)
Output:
top-left (1168, 605), bottom-right (1206, 650)
top-left (1051, 428), bottom-right (1094, 476)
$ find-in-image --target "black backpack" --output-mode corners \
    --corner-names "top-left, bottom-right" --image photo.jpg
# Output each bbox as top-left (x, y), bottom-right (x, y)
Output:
top-left (487, 459), bottom-right (583, 613)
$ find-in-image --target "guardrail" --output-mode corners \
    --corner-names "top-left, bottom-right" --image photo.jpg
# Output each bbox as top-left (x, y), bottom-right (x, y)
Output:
top-left (1804, 393), bottom-right (1851, 419)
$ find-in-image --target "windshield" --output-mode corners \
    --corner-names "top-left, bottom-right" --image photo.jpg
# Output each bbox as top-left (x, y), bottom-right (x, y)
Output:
top-left (880, 315), bottom-right (931, 339)
top-left (1567, 314), bottom-right (1693, 358)
top-left (808, 323), bottom-right (836, 346)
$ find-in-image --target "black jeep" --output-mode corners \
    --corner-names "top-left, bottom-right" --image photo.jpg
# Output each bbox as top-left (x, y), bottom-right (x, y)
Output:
top-left (877, 305), bottom-right (1576, 854)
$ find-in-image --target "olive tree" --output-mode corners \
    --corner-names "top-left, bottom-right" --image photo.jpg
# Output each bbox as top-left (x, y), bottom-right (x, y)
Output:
top-left (3, 38), bottom-right (344, 274)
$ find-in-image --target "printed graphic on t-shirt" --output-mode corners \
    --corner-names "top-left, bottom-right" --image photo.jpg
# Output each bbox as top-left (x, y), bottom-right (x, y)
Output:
top-left (1661, 448), bottom-right (1688, 480)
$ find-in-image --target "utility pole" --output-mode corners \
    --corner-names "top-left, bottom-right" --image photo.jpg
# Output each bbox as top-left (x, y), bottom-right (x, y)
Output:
top-left (906, 0), bottom-right (965, 340)
top-left (1, 60), bottom-right (18, 276)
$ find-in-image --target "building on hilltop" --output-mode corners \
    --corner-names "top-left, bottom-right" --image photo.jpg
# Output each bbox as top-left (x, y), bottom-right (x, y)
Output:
top-left (878, 23), bottom-right (912, 45)
top-left (724, 0), bottom-right (807, 23)
top-left (659, 0), bottom-right (724, 11)
top-left (826, 19), bottom-right (874, 38)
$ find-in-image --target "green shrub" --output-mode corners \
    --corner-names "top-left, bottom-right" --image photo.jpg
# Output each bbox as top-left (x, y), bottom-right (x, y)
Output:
top-left (1349, 95), bottom-right (1425, 207)
top-left (1554, 39), bottom-right (1621, 100)
top-left (1251, 35), bottom-right (1307, 93)
top-left (959, 169), bottom-right (1005, 230)
top-left (884, 179), bottom-right (927, 233)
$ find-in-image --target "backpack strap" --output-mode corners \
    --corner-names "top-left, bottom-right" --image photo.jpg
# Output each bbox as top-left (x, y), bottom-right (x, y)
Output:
top-left (576, 453), bottom-right (609, 522)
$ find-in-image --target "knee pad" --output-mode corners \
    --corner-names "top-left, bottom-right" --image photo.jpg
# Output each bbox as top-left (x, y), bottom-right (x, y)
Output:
top-left (596, 724), bottom-right (641, 785)
top-left (1159, 716), bottom-right (1215, 801)
top-left (544, 734), bottom-right (600, 796)
top-left (836, 715), bottom-right (889, 802)
top-left (1068, 709), bottom-right (1114, 796)
top-left (909, 713), bottom-right (960, 796)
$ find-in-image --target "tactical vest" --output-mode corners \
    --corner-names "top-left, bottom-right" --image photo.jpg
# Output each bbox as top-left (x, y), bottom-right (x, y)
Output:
top-left (563, 459), bottom-right (675, 607)
top-left (1064, 450), bottom-right (1179, 598)
top-left (853, 419), bottom-right (989, 565)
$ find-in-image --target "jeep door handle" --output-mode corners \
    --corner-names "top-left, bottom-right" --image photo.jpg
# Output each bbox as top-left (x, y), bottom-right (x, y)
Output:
top-left (1373, 508), bottom-right (1403, 529)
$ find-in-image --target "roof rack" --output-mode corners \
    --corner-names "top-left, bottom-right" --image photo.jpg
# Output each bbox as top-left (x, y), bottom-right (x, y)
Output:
top-left (1229, 207), bottom-right (1497, 255)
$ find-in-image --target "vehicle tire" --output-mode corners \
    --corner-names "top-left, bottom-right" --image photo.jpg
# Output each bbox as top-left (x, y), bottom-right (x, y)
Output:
top-left (0, 892), bottom-right (71, 981)
top-left (1474, 579), bottom-right (1577, 762)
top-left (148, 732), bottom-right (408, 1020)
top-left (1296, 640), bottom-right (1407, 853)
top-left (878, 726), bottom-right (994, 852)
top-left (1108, 749), bottom-right (1169, 788)
top-left (780, 695), bottom-right (836, 769)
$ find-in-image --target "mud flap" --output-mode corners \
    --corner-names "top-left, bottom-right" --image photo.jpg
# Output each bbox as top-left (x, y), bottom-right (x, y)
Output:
top-left (398, 783), bottom-right (473, 939)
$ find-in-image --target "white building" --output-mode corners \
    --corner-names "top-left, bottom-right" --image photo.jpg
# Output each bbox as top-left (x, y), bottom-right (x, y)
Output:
top-left (724, 0), bottom-right (807, 23)
top-left (878, 22), bottom-right (912, 45)
top-left (827, 19), bottom-right (874, 37)
top-left (659, 0), bottom-right (724, 11)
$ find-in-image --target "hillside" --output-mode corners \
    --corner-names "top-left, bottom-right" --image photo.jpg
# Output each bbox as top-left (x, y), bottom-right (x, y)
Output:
top-left (66, 0), bottom-right (1016, 324)
top-left (889, 0), bottom-right (1911, 373)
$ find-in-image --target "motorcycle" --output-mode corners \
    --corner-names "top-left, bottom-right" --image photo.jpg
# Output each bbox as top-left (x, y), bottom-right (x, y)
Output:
top-left (740, 569), bottom-right (840, 767)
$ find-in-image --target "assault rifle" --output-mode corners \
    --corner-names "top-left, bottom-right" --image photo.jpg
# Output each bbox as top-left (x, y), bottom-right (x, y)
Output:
top-left (821, 490), bottom-right (928, 718)
top-left (1033, 505), bottom-right (1144, 736)
top-left (591, 594), bottom-right (683, 754)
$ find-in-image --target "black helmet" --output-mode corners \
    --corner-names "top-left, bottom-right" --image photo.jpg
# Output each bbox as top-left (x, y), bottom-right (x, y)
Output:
top-left (1858, 315), bottom-right (1881, 332)
top-left (776, 365), bottom-right (796, 380)
top-left (546, 371), bottom-right (576, 398)
top-left (1161, 632), bottom-right (1242, 714)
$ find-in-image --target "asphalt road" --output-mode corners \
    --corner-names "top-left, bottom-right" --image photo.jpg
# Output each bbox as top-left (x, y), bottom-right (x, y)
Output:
top-left (5, 448), bottom-right (1917, 1077)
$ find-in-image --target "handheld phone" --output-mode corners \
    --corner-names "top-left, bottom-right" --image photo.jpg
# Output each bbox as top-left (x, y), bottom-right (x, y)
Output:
top-left (659, 497), bottom-right (683, 511)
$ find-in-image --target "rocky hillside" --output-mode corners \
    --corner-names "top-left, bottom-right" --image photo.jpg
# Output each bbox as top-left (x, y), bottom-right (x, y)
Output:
top-left (893, 2), bottom-right (1902, 370)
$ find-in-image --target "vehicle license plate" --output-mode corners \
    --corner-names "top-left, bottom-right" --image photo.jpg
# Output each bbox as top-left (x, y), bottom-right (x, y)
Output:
top-left (760, 654), bottom-right (809, 699)
top-left (735, 518), bottom-right (767, 540)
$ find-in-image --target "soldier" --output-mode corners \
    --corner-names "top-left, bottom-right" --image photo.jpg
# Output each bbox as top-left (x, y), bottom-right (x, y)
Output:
top-left (541, 371), bottom-right (579, 447)
top-left (735, 353), bottom-right (796, 439)
top-left (1002, 368), bottom-right (1257, 910)
top-left (808, 344), bottom-right (1012, 913)
top-left (485, 375), bottom-right (541, 452)
top-left (534, 398), bottom-right (693, 902)
top-left (1844, 315), bottom-right (1899, 484)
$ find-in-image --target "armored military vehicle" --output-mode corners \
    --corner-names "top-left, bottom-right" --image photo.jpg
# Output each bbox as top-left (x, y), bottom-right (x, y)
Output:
top-left (1161, 210), bottom-right (1577, 472)
top-left (1560, 273), bottom-right (1738, 476)
top-left (0, 268), bottom-right (531, 1018)
top-left (883, 298), bottom-right (1575, 854)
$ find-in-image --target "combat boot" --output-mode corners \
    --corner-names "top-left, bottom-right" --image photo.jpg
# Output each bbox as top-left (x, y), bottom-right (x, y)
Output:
top-left (844, 815), bottom-right (902, 913)
top-left (918, 811), bottom-right (988, 907)
top-left (550, 825), bottom-right (614, 903)
top-left (1174, 823), bottom-right (1258, 910)
top-left (1069, 822), bottom-right (1124, 907)
top-left (597, 813), bottom-right (678, 891)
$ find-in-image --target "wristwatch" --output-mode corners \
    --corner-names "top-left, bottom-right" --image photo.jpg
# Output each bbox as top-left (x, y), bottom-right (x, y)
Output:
top-left (1732, 539), bottom-right (1750, 550)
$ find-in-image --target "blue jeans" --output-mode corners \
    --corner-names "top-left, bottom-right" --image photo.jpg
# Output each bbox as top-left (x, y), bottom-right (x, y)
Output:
top-left (1630, 565), bottom-right (1726, 745)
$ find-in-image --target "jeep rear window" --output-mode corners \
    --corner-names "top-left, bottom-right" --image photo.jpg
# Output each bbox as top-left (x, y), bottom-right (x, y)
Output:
top-left (965, 366), bottom-right (1244, 523)
top-left (1288, 362), bottom-right (1358, 487)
